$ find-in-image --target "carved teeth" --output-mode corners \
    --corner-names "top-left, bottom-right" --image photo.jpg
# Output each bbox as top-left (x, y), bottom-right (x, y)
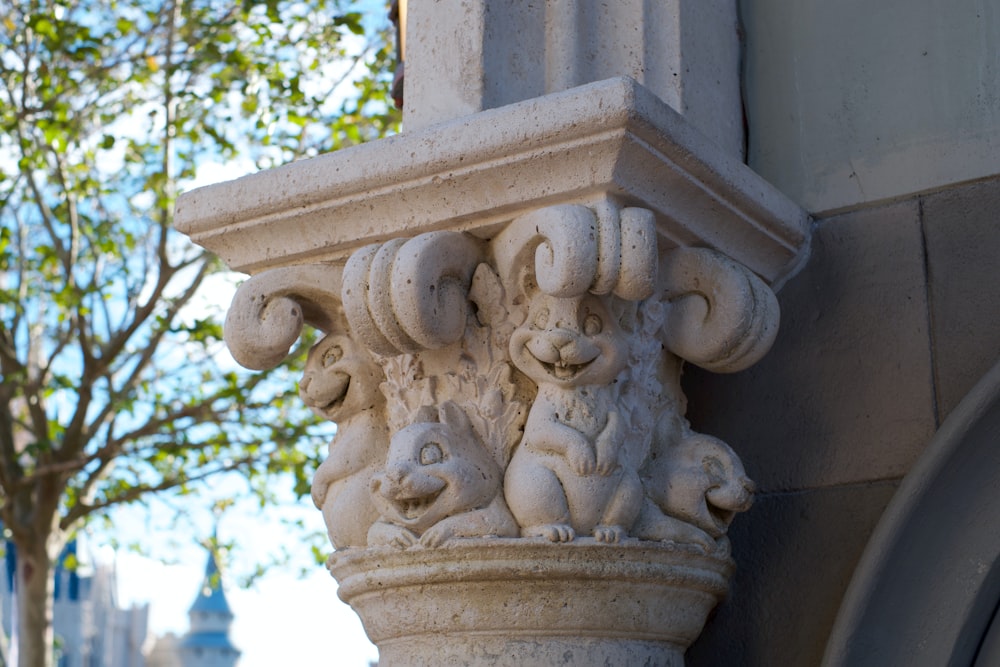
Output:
top-left (544, 361), bottom-right (587, 380)
top-left (394, 491), bottom-right (441, 519)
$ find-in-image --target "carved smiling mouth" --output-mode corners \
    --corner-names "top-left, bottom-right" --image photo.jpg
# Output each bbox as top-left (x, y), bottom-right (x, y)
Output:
top-left (392, 490), bottom-right (441, 520)
top-left (540, 360), bottom-right (590, 380)
top-left (708, 505), bottom-right (735, 529)
top-left (318, 378), bottom-right (349, 412)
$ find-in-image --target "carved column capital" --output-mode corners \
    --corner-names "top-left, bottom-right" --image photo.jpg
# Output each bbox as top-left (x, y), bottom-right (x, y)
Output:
top-left (220, 197), bottom-right (776, 665)
top-left (179, 77), bottom-right (809, 666)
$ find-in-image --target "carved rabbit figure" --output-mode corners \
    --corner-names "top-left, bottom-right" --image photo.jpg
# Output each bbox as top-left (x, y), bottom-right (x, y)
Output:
top-left (303, 333), bottom-right (388, 550)
top-left (635, 428), bottom-right (755, 553)
top-left (368, 402), bottom-right (518, 548)
top-left (503, 290), bottom-right (644, 543)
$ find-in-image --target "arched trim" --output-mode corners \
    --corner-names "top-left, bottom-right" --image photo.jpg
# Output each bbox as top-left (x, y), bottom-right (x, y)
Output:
top-left (823, 358), bottom-right (1000, 667)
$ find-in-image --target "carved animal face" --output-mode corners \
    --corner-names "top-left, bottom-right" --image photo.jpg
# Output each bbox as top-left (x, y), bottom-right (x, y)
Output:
top-left (299, 334), bottom-right (382, 421)
top-left (656, 435), bottom-right (755, 538)
top-left (370, 413), bottom-right (499, 534)
top-left (509, 292), bottom-right (627, 388)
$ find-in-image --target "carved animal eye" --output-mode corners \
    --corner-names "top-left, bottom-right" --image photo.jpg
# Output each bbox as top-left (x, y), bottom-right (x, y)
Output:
top-left (322, 344), bottom-right (344, 367)
top-left (419, 442), bottom-right (443, 465)
top-left (533, 307), bottom-right (550, 329)
top-left (703, 456), bottom-right (726, 483)
top-left (583, 313), bottom-right (603, 336)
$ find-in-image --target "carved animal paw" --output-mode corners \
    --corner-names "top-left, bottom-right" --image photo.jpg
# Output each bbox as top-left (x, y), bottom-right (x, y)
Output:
top-left (713, 536), bottom-right (732, 558)
top-left (566, 442), bottom-right (597, 476)
top-left (594, 454), bottom-right (620, 477)
top-left (367, 522), bottom-right (419, 549)
top-left (674, 531), bottom-right (715, 555)
top-left (419, 524), bottom-right (454, 548)
top-left (526, 523), bottom-right (576, 543)
top-left (593, 524), bottom-right (625, 544)
top-left (594, 412), bottom-right (623, 476)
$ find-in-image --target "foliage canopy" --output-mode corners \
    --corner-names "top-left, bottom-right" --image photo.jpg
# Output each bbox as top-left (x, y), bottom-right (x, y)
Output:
top-left (0, 0), bottom-right (398, 664)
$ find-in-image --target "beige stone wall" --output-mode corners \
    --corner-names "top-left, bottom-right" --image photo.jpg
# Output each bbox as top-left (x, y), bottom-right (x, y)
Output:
top-left (742, 0), bottom-right (1000, 214)
top-left (682, 176), bottom-right (1000, 665)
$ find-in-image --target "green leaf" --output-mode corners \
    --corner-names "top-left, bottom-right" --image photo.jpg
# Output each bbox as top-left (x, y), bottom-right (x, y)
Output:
top-left (0, 1), bottom-right (399, 660)
top-left (32, 17), bottom-right (58, 40)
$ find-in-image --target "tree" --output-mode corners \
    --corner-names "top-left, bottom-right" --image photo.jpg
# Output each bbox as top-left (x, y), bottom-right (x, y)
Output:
top-left (0, 0), bottom-right (399, 664)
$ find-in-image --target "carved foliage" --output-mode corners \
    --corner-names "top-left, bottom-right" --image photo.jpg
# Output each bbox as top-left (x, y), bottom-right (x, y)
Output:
top-left (224, 205), bottom-right (776, 552)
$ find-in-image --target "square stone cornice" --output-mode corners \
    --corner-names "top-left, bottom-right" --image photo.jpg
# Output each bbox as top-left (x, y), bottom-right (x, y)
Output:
top-left (175, 76), bottom-right (811, 287)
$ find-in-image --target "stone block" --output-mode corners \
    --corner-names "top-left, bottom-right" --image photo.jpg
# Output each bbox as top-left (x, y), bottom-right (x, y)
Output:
top-left (684, 199), bottom-right (936, 492)
top-left (920, 176), bottom-right (1000, 420)
top-left (743, 0), bottom-right (1000, 213)
top-left (686, 480), bottom-right (899, 667)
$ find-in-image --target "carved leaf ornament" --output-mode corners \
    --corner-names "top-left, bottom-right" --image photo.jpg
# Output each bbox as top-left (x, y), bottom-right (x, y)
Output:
top-left (225, 203), bottom-right (776, 552)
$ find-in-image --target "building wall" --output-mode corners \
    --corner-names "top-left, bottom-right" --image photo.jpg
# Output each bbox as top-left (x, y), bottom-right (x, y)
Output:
top-left (683, 138), bottom-right (1000, 667)
top-left (678, 1), bottom-right (1000, 662)
top-left (742, 0), bottom-right (1000, 214)
top-left (0, 540), bottom-right (151, 667)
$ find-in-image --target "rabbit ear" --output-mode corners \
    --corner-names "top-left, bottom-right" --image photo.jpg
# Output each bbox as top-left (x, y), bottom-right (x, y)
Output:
top-left (612, 206), bottom-right (658, 301)
top-left (493, 204), bottom-right (599, 299)
top-left (438, 401), bottom-right (472, 434)
top-left (412, 405), bottom-right (439, 424)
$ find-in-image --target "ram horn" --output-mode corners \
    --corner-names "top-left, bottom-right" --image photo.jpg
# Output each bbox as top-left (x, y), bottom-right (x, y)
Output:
top-left (224, 264), bottom-right (344, 371)
top-left (493, 204), bottom-right (599, 298)
top-left (661, 247), bottom-right (779, 373)
top-left (342, 232), bottom-right (483, 355)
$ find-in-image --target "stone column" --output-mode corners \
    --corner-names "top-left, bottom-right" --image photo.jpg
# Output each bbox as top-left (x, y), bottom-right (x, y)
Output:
top-left (403, 0), bottom-right (745, 158)
top-left (174, 5), bottom-right (810, 666)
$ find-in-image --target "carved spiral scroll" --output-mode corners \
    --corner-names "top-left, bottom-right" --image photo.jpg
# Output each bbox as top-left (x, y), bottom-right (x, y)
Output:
top-left (615, 207), bottom-right (659, 301)
top-left (493, 203), bottom-right (658, 301)
top-left (661, 247), bottom-right (780, 373)
top-left (342, 231), bottom-right (483, 356)
top-left (224, 264), bottom-right (344, 370)
top-left (534, 205), bottom-right (599, 297)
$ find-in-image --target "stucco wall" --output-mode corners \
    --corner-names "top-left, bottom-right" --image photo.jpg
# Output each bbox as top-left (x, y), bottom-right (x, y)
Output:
top-left (742, 0), bottom-right (1000, 214)
top-left (682, 176), bottom-right (1000, 665)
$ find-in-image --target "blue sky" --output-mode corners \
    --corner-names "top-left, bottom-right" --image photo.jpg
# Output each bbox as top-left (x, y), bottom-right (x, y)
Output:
top-left (107, 4), bottom-right (396, 659)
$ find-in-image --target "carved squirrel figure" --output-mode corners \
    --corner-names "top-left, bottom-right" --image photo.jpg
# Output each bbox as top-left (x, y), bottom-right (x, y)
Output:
top-left (503, 291), bottom-right (644, 543)
top-left (368, 402), bottom-right (518, 548)
top-left (635, 426), bottom-right (755, 554)
top-left (304, 333), bottom-right (388, 550)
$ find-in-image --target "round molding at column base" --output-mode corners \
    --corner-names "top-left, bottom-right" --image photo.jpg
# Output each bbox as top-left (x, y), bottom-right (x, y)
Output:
top-left (329, 538), bottom-right (733, 667)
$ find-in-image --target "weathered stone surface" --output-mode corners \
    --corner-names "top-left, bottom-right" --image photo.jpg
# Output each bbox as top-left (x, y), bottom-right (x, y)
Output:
top-left (175, 7), bottom-right (813, 661)
top-left (331, 541), bottom-right (730, 667)
top-left (208, 200), bottom-right (791, 664)
top-left (743, 0), bottom-right (1000, 213)
top-left (686, 481), bottom-right (899, 667)
top-left (174, 78), bottom-right (809, 287)
top-left (222, 204), bottom-right (776, 551)
top-left (404, 0), bottom-right (743, 157)
top-left (684, 200), bottom-right (936, 491)
top-left (920, 176), bottom-right (1000, 421)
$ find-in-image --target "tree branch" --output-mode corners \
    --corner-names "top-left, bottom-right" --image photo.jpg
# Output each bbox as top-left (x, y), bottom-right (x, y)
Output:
top-left (60, 450), bottom-right (271, 530)
top-left (77, 259), bottom-right (213, 454)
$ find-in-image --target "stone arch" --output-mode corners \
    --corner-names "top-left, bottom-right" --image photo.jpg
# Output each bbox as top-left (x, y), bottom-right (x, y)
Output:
top-left (822, 359), bottom-right (1000, 666)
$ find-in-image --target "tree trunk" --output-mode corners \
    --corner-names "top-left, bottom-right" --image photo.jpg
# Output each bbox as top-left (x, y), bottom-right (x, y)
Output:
top-left (15, 540), bottom-right (55, 667)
